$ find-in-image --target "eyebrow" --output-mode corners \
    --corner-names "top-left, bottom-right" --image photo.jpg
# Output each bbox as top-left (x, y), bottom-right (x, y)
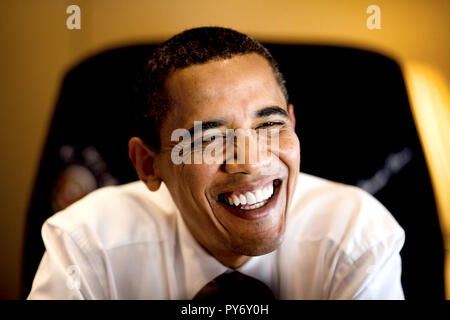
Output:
top-left (256, 106), bottom-right (289, 118)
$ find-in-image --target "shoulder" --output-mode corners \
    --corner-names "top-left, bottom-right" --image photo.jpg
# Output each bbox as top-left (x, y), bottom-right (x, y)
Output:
top-left (286, 172), bottom-right (405, 260)
top-left (43, 181), bottom-right (178, 251)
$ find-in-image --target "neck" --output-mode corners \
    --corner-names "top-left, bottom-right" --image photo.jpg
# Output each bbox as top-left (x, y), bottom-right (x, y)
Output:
top-left (197, 240), bottom-right (251, 269)
top-left (215, 253), bottom-right (251, 269)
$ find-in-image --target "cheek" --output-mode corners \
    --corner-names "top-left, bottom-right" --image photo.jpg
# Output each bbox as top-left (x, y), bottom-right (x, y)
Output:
top-left (276, 131), bottom-right (301, 171)
top-left (180, 164), bottom-right (219, 199)
top-left (277, 131), bottom-right (300, 212)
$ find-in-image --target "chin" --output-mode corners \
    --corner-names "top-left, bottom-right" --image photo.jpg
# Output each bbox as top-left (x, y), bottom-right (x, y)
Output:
top-left (230, 232), bottom-right (285, 257)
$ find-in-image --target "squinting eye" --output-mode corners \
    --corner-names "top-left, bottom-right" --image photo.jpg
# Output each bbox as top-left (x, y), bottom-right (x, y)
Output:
top-left (203, 135), bottom-right (220, 143)
top-left (258, 121), bottom-right (284, 128)
top-left (203, 136), bottom-right (216, 142)
top-left (191, 135), bottom-right (219, 148)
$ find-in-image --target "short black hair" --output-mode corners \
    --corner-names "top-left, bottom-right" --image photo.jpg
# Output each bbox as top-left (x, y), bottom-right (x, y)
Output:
top-left (135, 26), bottom-right (288, 151)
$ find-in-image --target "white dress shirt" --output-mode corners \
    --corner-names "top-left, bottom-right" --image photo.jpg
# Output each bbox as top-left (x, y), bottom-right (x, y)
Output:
top-left (27, 172), bottom-right (405, 300)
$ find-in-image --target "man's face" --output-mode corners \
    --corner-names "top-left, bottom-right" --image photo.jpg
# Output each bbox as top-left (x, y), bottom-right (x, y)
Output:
top-left (154, 53), bottom-right (300, 267)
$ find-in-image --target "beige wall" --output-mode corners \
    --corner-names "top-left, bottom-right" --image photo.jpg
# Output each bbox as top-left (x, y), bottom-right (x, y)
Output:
top-left (0, 0), bottom-right (448, 299)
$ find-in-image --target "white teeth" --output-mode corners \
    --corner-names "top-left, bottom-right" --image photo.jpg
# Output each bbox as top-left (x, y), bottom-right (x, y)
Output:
top-left (225, 182), bottom-right (276, 208)
top-left (263, 187), bottom-right (270, 199)
top-left (240, 202), bottom-right (265, 210)
top-left (266, 185), bottom-right (273, 199)
top-left (232, 194), bottom-right (240, 206)
top-left (255, 189), bottom-right (263, 202)
top-left (239, 194), bottom-right (247, 205)
top-left (246, 192), bottom-right (257, 205)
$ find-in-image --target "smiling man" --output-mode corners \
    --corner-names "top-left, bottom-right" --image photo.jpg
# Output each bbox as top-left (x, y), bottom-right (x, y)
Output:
top-left (28, 27), bottom-right (405, 300)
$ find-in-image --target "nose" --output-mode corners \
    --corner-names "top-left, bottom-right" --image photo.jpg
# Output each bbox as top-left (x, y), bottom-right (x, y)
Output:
top-left (223, 130), bottom-right (274, 175)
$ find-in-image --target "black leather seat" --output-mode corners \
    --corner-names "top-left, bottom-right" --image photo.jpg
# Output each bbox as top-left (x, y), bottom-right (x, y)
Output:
top-left (22, 43), bottom-right (445, 299)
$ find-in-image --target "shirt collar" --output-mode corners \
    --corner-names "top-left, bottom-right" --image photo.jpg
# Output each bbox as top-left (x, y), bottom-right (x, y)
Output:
top-left (237, 250), bottom-right (279, 296)
top-left (176, 211), bottom-right (228, 299)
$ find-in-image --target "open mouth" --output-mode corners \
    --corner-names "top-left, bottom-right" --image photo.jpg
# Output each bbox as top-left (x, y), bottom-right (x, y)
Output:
top-left (217, 179), bottom-right (282, 213)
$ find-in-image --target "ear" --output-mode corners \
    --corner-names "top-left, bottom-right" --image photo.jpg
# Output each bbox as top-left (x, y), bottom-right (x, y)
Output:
top-left (287, 104), bottom-right (296, 128)
top-left (128, 137), bottom-right (162, 191)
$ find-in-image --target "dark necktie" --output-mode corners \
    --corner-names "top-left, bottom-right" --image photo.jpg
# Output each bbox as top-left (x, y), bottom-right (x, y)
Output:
top-left (193, 271), bottom-right (275, 301)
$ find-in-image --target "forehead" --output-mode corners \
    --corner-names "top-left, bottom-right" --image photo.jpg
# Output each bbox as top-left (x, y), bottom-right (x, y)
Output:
top-left (163, 53), bottom-right (285, 126)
